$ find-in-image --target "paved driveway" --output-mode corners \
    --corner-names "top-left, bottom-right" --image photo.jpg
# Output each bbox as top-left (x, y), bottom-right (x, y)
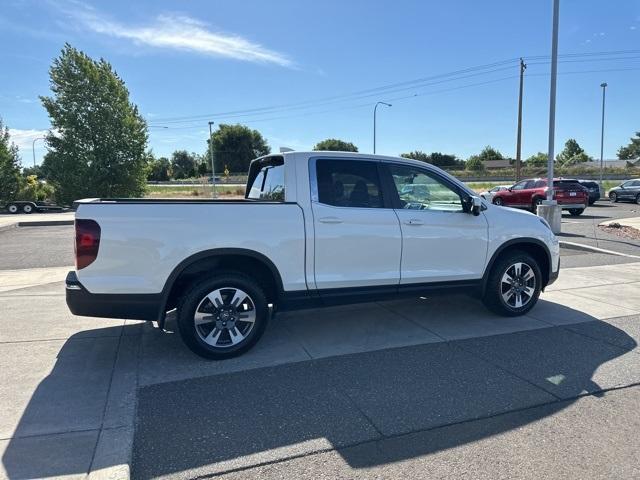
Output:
top-left (1, 256), bottom-right (640, 479)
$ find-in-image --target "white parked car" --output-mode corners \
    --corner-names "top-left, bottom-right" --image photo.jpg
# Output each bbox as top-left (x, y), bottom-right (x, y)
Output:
top-left (66, 152), bottom-right (559, 359)
top-left (480, 185), bottom-right (511, 201)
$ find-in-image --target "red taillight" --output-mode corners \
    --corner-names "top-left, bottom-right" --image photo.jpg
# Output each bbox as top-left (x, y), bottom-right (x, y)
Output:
top-left (75, 219), bottom-right (101, 270)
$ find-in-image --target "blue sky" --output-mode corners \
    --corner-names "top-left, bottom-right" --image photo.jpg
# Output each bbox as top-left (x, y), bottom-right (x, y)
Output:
top-left (1, 0), bottom-right (639, 166)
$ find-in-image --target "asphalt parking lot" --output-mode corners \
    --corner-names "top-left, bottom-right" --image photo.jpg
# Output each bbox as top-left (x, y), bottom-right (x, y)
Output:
top-left (1, 201), bottom-right (639, 479)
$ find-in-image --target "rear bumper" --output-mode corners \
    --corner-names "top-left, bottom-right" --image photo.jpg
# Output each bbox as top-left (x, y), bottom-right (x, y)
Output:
top-left (65, 271), bottom-right (161, 321)
top-left (557, 202), bottom-right (587, 210)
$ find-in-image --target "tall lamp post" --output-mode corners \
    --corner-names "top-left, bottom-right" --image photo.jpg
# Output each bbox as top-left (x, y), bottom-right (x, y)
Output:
top-left (599, 82), bottom-right (608, 197)
top-left (538, 0), bottom-right (562, 234)
top-left (208, 121), bottom-right (216, 198)
top-left (373, 102), bottom-right (392, 154)
top-left (32, 137), bottom-right (45, 167)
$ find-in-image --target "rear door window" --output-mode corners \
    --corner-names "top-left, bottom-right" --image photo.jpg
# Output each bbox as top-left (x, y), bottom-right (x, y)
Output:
top-left (316, 159), bottom-right (384, 208)
top-left (247, 158), bottom-right (285, 201)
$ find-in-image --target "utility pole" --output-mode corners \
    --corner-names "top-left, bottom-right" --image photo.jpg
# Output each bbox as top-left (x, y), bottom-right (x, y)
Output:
top-left (515, 58), bottom-right (527, 182)
top-left (373, 102), bottom-right (391, 154)
top-left (208, 121), bottom-right (216, 198)
top-left (599, 82), bottom-right (607, 197)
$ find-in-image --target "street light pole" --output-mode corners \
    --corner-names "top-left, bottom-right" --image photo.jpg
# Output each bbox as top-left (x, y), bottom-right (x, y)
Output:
top-left (32, 137), bottom-right (45, 167)
top-left (373, 102), bottom-right (392, 154)
top-left (599, 82), bottom-right (608, 197)
top-left (536, 0), bottom-right (562, 234)
top-left (515, 58), bottom-right (527, 182)
top-left (208, 121), bottom-right (216, 198)
top-left (546, 0), bottom-right (560, 203)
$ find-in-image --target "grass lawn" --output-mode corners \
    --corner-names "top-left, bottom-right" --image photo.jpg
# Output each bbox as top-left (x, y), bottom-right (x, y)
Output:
top-left (146, 184), bottom-right (245, 198)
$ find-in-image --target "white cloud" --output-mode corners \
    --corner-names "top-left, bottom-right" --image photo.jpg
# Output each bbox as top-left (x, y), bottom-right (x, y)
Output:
top-left (8, 129), bottom-right (48, 151)
top-left (68, 6), bottom-right (293, 67)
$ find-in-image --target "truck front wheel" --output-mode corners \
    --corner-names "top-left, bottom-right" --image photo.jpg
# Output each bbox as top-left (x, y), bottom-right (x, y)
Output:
top-left (177, 272), bottom-right (269, 359)
top-left (482, 250), bottom-right (542, 317)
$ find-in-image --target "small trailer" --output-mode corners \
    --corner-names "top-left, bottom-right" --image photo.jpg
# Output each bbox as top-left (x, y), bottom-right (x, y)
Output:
top-left (4, 201), bottom-right (65, 214)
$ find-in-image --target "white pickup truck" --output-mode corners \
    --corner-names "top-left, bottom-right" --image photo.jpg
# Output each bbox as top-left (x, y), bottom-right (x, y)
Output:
top-left (66, 151), bottom-right (559, 359)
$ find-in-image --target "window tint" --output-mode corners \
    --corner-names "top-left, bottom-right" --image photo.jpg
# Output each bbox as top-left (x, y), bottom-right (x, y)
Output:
top-left (388, 164), bottom-right (462, 212)
top-left (247, 159), bottom-right (285, 201)
top-left (316, 159), bottom-right (383, 208)
top-left (511, 181), bottom-right (528, 191)
top-left (534, 180), bottom-right (546, 188)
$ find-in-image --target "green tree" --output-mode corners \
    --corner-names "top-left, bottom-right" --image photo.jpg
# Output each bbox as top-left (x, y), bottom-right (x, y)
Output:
top-left (400, 151), bottom-right (462, 168)
top-left (525, 152), bottom-right (548, 167)
top-left (0, 118), bottom-right (22, 203)
top-left (465, 156), bottom-right (485, 172)
top-left (313, 138), bottom-right (358, 152)
top-left (465, 146), bottom-right (504, 172)
top-left (473, 146), bottom-right (504, 162)
top-left (170, 150), bottom-right (197, 179)
top-left (147, 155), bottom-right (171, 181)
top-left (40, 44), bottom-right (148, 204)
top-left (206, 124), bottom-right (270, 173)
top-left (555, 139), bottom-right (592, 165)
top-left (617, 132), bottom-right (640, 160)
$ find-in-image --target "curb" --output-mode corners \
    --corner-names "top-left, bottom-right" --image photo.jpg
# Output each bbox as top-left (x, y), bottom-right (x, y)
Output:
top-left (17, 220), bottom-right (74, 227)
top-left (0, 220), bottom-right (74, 231)
top-left (559, 240), bottom-right (640, 259)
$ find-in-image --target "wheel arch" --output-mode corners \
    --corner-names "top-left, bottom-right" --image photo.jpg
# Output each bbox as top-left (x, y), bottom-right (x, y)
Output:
top-left (159, 248), bottom-right (285, 323)
top-left (482, 238), bottom-right (552, 295)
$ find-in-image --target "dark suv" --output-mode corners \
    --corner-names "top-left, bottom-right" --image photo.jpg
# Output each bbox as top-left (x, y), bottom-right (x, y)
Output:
top-left (608, 179), bottom-right (640, 204)
top-left (575, 180), bottom-right (600, 205)
top-left (492, 178), bottom-right (589, 215)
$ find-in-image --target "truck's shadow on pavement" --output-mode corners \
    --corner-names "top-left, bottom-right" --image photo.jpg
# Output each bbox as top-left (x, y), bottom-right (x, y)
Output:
top-left (2, 304), bottom-right (638, 479)
top-left (132, 306), bottom-right (638, 478)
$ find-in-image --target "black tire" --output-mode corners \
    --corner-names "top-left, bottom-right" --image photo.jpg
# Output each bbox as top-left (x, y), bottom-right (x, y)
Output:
top-left (531, 197), bottom-right (544, 212)
top-left (636, 194), bottom-right (640, 205)
top-left (493, 197), bottom-right (504, 206)
top-left (7, 203), bottom-right (19, 214)
top-left (22, 203), bottom-right (34, 214)
top-left (482, 250), bottom-right (542, 317)
top-left (609, 192), bottom-right (618, 203)
top-left (569, 208), bottom-right (584, 216)
top-left (176, 271), bottom-right (269, 360)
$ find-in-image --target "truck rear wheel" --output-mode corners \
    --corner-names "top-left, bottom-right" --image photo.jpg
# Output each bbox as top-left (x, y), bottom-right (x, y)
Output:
top-left (482, 250), bottom-right (542, 317)
top-left (22, 203), bottom-right (34, 214)
top-left (7, 203), bottom-right (19, 214)
top-left (176, 271), bottom-right (269, 359)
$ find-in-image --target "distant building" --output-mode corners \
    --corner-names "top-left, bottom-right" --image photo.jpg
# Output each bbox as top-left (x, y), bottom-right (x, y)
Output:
top-left (482, 159), bottom-right (512, 169)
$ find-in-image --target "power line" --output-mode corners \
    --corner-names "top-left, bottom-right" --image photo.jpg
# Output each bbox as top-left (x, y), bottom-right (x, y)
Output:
top-left (148, 49), bottom-right (640, 125)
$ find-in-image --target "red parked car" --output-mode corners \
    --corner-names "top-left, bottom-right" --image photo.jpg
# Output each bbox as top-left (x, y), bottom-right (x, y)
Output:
top-left (492, 178), bottom-right (588, 216)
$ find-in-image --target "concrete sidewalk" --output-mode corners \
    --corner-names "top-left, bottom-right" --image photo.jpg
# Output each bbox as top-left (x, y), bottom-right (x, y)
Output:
top-left (0, 262), bottom-right (639, 479)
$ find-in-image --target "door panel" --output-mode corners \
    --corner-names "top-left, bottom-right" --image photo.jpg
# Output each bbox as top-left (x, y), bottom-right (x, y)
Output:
top-left (312, 202), bottom-right (402, 288)
top-left (385, 163), bottom-right (489, 283)
top-left (311, 158), bottom-right (402, 289)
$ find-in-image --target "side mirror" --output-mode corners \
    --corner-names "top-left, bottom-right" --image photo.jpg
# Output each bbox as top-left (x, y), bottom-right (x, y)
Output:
top-left (464, 195), bottom-right (482, 216)
top-left (471, 195), bottom-right (482, 216)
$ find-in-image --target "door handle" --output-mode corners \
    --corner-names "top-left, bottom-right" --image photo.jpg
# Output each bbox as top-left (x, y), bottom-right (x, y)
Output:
top-left (404, 218), bottom-right (423, 225)
top-left (318, 216), bottom-right (343, 224)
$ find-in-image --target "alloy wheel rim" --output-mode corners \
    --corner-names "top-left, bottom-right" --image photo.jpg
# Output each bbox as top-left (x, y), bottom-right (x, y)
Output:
top-left (500, 262), bottom-right (536, 309)
top-left (193, 287), bottom-right (256, 348)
